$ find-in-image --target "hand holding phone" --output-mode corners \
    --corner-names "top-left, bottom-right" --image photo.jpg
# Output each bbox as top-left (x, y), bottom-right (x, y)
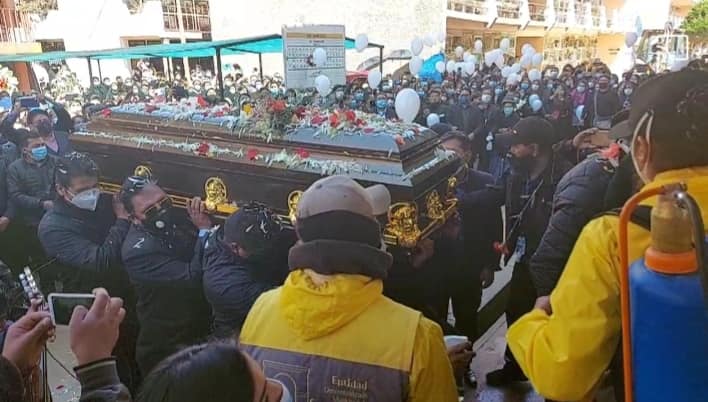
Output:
top-left (48, 293), bottom-right (96, 326)
top-left (68, 288), bottom-right (125, 366)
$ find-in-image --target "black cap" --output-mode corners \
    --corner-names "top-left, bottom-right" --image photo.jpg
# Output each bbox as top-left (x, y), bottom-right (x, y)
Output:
top-left (608, 109), bottom-right (631, 140)
top-left (625, 70), bottom-right (708, 141)
top-left (497, 117), bottom-right (556, 148)
top-left (223, 202), bottom-right (282, 253)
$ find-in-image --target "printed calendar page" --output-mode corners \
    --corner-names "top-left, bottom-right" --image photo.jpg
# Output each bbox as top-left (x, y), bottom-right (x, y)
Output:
top-left (282, 25), bottom-right (346, 89)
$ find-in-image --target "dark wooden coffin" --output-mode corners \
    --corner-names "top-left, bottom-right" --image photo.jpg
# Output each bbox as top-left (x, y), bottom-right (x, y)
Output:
top-left (73, 107), bottom-right (463, 247)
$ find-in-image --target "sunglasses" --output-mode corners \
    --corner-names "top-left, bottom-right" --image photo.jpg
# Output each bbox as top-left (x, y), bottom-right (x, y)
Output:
top-left (143, 196), bottom-right (172, 218)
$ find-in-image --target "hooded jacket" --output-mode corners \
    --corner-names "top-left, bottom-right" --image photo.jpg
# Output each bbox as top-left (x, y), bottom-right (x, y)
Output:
top-left (508, 167), bottom-right (708, 401)
top-left (240, 240), bottom-right (458, 402)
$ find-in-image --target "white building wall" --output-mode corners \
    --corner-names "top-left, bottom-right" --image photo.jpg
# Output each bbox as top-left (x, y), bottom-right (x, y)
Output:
top-left (210, 0), bottom-right (448, 76)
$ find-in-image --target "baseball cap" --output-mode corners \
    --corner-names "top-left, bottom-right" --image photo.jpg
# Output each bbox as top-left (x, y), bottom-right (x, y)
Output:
top-left (496, 117), bottom-right (557, 148)
top-left (223, 202), bottom-right (281, 253)
top-left (297, 175), bottom-right (391, 220)
top-left (624, 70), bottom-right (708, 142)
top-left (608, 109), bottom-right (631, 140)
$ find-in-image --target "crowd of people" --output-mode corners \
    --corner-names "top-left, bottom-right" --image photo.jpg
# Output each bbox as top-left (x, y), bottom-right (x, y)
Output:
top-left (0, 51), bottom-right (706, 402)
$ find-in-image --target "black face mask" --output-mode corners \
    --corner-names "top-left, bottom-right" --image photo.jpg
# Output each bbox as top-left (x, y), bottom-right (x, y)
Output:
top-left (37, 119), bottom-right (53, 136)
top-left (507, 153), bottom-right (534, 173)
top-left (141, 199), bottom-right (177, 238)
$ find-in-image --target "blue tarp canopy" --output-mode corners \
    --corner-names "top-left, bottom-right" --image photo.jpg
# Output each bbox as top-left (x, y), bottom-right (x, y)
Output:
top-left (0, 34), bottom-right (384, 63)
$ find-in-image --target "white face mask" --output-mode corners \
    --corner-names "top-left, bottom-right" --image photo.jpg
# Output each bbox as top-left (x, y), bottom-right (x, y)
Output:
top-left (631, 112), bottom-right (654, 185)
top-left (270, 379), bottom-right (292, 402)
top-left (69, 187), bottom-right (100, 211)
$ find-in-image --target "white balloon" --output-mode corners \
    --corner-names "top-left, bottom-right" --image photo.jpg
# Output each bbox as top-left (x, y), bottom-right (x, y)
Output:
top-left (521, 43), bottom-right (532, 55)
top-left (625, 32), bottom-right (638, 48)
top-left (424, 34), bottom-right (435, 47)
top-left (409, 56), bottom-right (423, 75)
top-left (528, 68), bottom-right (542, 81)
top-left (395, 88), bottom-right (421, 124)
top-left (463, 51), bottom-right (471, 62)
top-left (507, 73), bottom-right (520, 85)
top-left (355, 34), bottom-right (368, 52)
top-left (575, 105), bottom-right (584, 121)
top-left (437, 31), bottom-right (446, 43)
top-left (531, 99), bottom-right (543, 112)
top-left (367, 70), bottom-right (382, 88)
top-left (529, 94), bottom-right (540, 104)
top-left (426, 113), bottom-right (440, 127)
top-left (523, 45), bottom-right (536, 56)
top-left (315, 74), bottom-right (331, 95)
top-left (455, 46), bottom-right (464, 59)
top-left (313, 48), bottom-right (327, 67)
top-left (501, 66), bottom-right (512, 78)
top-left (532, 53), bottom-right (543, 67)
top-left (446, 60), bottom-right (457, 73)
top-left (464, 62), bottom-right (476, 75)
top-left (500, 38), bottom-right (511, 51)
top-left (435, 61), bottom-right (446, 73)
top-left (411, 37), bottom-right (424, 56)
top-left (520, 53), bottom-right (533, 68)
top-left (484, 50), bottom-right (496, 67)
top-left (493, 50), bottom-right (505, 69)
top-left (511, 63), bottom-right (521, 74)
top-left (474, 40), bottom-right (484, 52)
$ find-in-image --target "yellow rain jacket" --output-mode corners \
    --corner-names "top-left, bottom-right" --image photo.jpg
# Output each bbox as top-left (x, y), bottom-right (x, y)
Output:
top-left (507, 167), bottom-right (708, 401)
top-left (240, 269), bottom-right (458, 402)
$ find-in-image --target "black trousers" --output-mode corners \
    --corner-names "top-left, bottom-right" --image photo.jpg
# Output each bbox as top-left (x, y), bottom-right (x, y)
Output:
top-left (503, 261), bottom-right (538, 372)
top-left (449, 266), bottom-right (482, 342)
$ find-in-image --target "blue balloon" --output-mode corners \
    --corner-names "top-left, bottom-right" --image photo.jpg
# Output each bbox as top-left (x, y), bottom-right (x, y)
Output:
top-left (0, 96), bottom-right (11, 111)
top-left (531, 99), bottom-right (543, 112)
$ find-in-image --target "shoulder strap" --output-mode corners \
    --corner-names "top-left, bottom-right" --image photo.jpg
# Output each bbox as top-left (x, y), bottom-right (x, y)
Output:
top-left (601, 205), bottom-right (652, 231)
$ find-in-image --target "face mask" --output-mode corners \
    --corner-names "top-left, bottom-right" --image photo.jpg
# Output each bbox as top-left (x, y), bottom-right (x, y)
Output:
top-left (335, 91), bottom-right (344, 100)
top-left (37, 119), bottom-right (53, 136)
top-left (503, 106), bottom-right (514, 117)
top-left (229, 87), bottom-right (237, 94)
top-left (133, 87), bottom-right (140, 94)
top-left (417, 91), bottom-right (425, 98)
top-left (494, 88), bottom-right (503, 96)
top-left (549, 71), bottom-right (559, 79)
top-left (588, 82), bottom-right (595, 89)
top-left (459, 95), bottom-right (469, 105)
top-left (598, 83), bottom-right (609, 91)
top-left (142, 200), bottom-right (177, 238)
top-left (481, 94), bottom-right (492, 104)
top-left (354, 93), bottom-right (364, 101)
top-left (387, 99), bottom-right (394, 107)
top-left (631, 113), bottom-right (653, 185)
top-left (576, 86), bottom-right (586, 93)
top-left (624, 88), bottom-right (633, 96)
top-left (489, 81), bottom-right (497, 88)
top-left (376, 99), bottom-right (387, 110)
top-left (531, 84), bottom-right (540, 91)
top-left (92, 80), bottom-right (99, 86)
top-left (350, 100), bottom-right (359, 108)
top-left (30, 145), bottom-right (48, 161)
top-left (69, 187), bottom-right (100, 211)
top-left (520, 83), bottom-right (529, 90)
top-left (270, 88), bottom-right (279, 96)
top-left (547, 83), bottom-right (554, 90)
top-left (565, 81), bottom-right (573, 87)
top-left (270, 379), bottom-right (293, 402)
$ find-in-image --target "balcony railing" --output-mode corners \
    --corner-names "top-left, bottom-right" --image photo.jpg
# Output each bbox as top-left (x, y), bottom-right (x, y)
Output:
top-left (163, 11), bottom-right (211, 33)
top-left (447, 0), bottom-right (488, 16)
top-left (0, 8), bottom-right (34, 43)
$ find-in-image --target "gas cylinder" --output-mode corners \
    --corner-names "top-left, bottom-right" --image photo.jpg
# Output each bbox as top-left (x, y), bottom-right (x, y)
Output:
top-left (629, 194), bottom-right (708, 402)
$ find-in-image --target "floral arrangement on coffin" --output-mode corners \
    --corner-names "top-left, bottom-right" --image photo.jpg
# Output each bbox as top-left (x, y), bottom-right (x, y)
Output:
top-left (237, 99), bottom-right (296, 142)
top-left (301, 107), bottom-right (423, 144)
top-left (111, 100), bottom-right (239, 129)
top-left (0, 66), bottom-right (19, 95)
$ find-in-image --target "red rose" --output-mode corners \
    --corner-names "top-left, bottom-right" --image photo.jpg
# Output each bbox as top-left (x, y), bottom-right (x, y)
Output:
top-left (272, 100), bottom-right (286, 113)
top-left (196, 96), bottom-right (208, 108)
top-left (144, 105), bottom-right (157, 113)
top-left (247, 149), bottom-right (260, 161)
top-left (213, 110), bottom-right (224, 117)
top-left (101, 109), bottom-right (112, 118)
top-left (355, 118), bottom-right (365, 126)
top-left (344, 110), bottom-right (356, 123)
top-left (294, 106), bottom-right (307, 119)
top-left (196, 142), bottom-right (210, 156)
top-left (363, 127), bottom-right (375, 134)
top-left (311, 115), bottom-right (326, 125)
top-left (394, 135), bottom-right (405, 145)
top-left (329, 114), bottom-right (339, 128)
top-left (295, 148), bottom-right (310, 159)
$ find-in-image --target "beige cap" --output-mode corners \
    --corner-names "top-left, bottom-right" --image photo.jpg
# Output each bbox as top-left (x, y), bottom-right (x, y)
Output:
top-left (296, 175), bottom-right (391, 219)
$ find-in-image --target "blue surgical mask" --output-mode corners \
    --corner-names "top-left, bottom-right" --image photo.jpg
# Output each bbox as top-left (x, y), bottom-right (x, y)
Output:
top-left (376, 99), bottom-right (387, 110)
top-left (520, 83), bottom-right (529, 90)
top-left (531, 84), bottom-right (540, 91)
top-left (459, 95), bottom-right (470, 105)
top-left (354, 92), bottom-right (364, 101)
top-left (69, 187), bottom-right (100, 211)
top-left (547, 83), bottom-right (554, 90)
top-left (417, 90), bottom-right (425, 98)
top-left (350, 100), bottom-right (359, 108)
top-left (489, 81), bottom-right (497, 88)
top-left (495, 88), bottom-right (503, 96)
top-left (503, 106), bottom-right (514, 117)
top-left (30, 145), bottom-right (48, 161)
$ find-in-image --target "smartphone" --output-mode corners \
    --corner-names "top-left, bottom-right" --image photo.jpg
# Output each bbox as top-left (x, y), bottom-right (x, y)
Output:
top-left (18, 96), bottom-right (40, 109)
top-left (48, 293), bottom-right (95, 326)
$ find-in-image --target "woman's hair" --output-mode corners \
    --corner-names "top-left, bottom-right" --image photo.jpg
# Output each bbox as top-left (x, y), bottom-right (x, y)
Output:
top-left (136, 342), bottom-right (256, 402)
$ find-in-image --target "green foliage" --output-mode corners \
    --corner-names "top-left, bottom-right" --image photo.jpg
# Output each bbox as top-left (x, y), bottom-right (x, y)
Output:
top-left (15, 0), bottom-right (57, 17)
top-left (683, 0), bottom-right (708, 36)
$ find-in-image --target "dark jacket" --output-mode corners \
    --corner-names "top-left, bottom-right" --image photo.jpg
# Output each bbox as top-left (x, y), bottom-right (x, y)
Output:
top-left (45, 130), bottom-right (73, 157)
top-left (529, 156), bottom-right (616, 296)
top-left (0, 151), bottom-right (15, 219)
top-left (202, 233), bottom-right (286, 338)
top-left (447, 104), bottom-right (477, 134)
top-left (121, 225), bottom-right (211, 375)
top-left (7, 157), bottom-right (56, 226)
top-left (585, 89), bottom-right (621, 126)
top-left (38, 195), bottom-right (131, 295)
top-left (76, 359), bottom-right (132, 402)
top-left (456, 168), bottom-right (503, 273)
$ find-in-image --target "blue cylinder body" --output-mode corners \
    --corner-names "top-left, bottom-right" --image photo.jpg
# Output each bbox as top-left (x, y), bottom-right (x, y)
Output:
top-left (630, 258), bottom-right (708, 402)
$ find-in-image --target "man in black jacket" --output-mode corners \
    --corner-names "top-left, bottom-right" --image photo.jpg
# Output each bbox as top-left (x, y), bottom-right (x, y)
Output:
top-left (484, 117), bottom-right (573, 387)
top-left (37, 152), bottom-right (139, 389)
top-left (202, 202), bottom-right (290, 338)
top-left (120, 177), bottom-right (212, 375)
top-left (7, 130), bottom-right (55, 227)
